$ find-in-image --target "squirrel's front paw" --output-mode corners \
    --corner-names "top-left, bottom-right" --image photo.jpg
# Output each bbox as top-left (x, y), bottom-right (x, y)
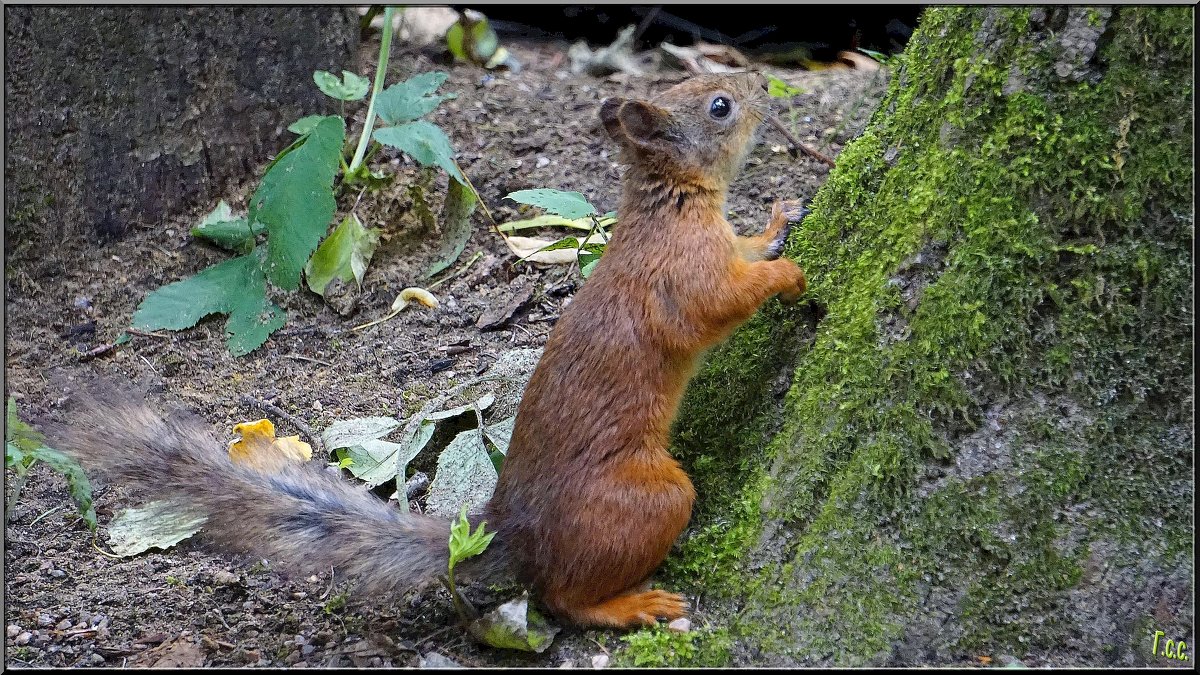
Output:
top-left (766, 200), bottom-right (812, 261)
top-left (778, 267), bottom-right (808, 304)
top-left (777, 199), bottom-right (811, 224)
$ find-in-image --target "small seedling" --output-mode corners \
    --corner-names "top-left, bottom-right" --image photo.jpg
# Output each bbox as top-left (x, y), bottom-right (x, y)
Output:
top-left (5, 397), bottom-right (95, 530)
top-left (445, 504), bottom-right (496, 622)
top-left (132, 4), bottom-right (471, 357)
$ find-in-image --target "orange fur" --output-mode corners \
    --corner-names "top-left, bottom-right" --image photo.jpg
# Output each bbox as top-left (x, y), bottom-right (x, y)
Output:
top-left (487, 73), bottom-right (808, 627)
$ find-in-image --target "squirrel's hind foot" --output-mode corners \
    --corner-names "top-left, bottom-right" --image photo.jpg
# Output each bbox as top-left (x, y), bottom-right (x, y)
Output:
top-left (555, 589), bottom-right (689, 629)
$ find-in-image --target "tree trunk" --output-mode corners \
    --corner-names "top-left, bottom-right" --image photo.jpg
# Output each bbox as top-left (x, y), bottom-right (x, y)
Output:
top-left (4, 7), bottom-right (358, 244)
top-left (666, 7), bottom-right (1192, 667)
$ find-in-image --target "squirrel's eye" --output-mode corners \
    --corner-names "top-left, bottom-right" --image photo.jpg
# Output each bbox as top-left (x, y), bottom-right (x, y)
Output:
top-left (709, 96), bottom-right (732, 120)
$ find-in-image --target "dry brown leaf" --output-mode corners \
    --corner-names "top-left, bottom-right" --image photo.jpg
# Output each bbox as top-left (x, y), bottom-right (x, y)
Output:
top-left (838, 50), bottom-right (881, 72)
top-left (228, 419), bottom-right (312, 473)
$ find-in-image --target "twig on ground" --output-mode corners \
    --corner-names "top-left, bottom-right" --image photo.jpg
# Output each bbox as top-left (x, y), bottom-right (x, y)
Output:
top-left (766, 115), bottom-right (837, 168)
top-left (238, 395), bottom-right (326, 455)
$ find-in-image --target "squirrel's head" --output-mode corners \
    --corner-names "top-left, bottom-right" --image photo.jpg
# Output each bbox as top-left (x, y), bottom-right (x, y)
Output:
top-left (600, 73), bottom-right (768, 191)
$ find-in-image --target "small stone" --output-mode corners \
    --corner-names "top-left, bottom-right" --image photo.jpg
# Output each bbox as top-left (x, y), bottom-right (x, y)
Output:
top-left (558, 660), bottom-right (575, 668)
top-left (312, 399), bottom-right (323, 412)
top-left (284, 650), bottom-right (302, 665)
top-left (91, 614), bottom-right (108, 628)
top-left (7, 625), bottom-right (21, 638)
top-left (49, 569), bottom-right (66, 578)
top-left (293, 635), bottom-right (307, 646)
top-left (536, 156), bottom-right (550, 169)
top-left (56, 618), bottom-right (73, 631)
top-left (15, 631), bottom-right (34, 645)
top-left (419, 652), bottom-right (462, 668)
top-left (292, 592), bottom-right (308, 600)
top-left (37, 614), bottom-right (54, 627)
top-left (242, 601), bottom-right (255, 610)
top-left (307, 575), bottom-right (319, 583)
top-left (591, 654), bottom-right (609, 669)
top-left (212, 570), bottom-right (239, 586)
top-left (87, 653), bottom-right (106, 665)
top-left (667, 617), bottom-right (692, 633)
top-left (301, 645), bottom-right (316, 657)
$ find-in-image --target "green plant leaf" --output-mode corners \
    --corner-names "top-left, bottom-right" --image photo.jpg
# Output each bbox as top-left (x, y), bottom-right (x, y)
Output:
top-left (31, 445), bottom-right (97, 530)
top-left (449, 503), bottom-right (496, 567)
top-left (579, 243), bottom-right (605, 278)
top-left (426, 178), bottom-right (479, 278)
top-left (5, 399), bottom-right (97, 530)
top-left (132, 250), bottom-right (286, 356)
top-left (304, 213), bottom-right (381, 297)
top-left (6, 396), bottom-right (46, 452)
top-left (373, 120), bottom-right (464, 184)
top-left (505, 189), bottom-right (596, 220)
top-left (250, 115), bottom-right (344, 290)
top-left (191, 200), bottom-right (264, 253)
top-left (6, 442), bottom-right (25, 469)
top-left (375, 71), bottom-right (455, 125)
top-left (313, 70), bottom-right (370, 101)
top-left (288, 115), bottom-right (327, 136)
top-left (765, 74), bottom-right (804, 98)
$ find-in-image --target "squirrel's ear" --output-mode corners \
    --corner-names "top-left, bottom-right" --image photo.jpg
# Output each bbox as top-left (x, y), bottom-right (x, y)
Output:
top-left (615, 100), bottom-right (673, 150)
top-left (600, 97), bottom-right (627, 141)
top-left (601, 98), bottom-right (674, 153)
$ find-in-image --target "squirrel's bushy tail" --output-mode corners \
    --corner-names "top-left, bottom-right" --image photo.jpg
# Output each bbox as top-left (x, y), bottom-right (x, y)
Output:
top-left (50, 387), bottom-right (498, 595)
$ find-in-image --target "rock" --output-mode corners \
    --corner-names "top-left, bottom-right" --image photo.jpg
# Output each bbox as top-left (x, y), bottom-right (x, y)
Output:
top-left (7, 625), bottom-right (21, 638)
top-left (36, 614), bottom-right (53, 627)
top-left (419, 652), bottom-right (462, 668)
top-left (56, 618), bottom-right (73, 631)
top-left (212, 570), bottom-right (239, 586)
top-left (87, 653), bottom-right (106, 665)
top-left (49, 569), bottom-right (66, 578)
top-left (667, 617), bottom-right (692, 633)
top-left (591, 654), bottom-right (609, 669)
top-left (15, 631), bottom-right (33, 645)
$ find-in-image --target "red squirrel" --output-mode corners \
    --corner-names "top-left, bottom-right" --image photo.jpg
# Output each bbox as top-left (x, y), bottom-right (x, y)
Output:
top-left (54, 73), bottom-right (808, 630)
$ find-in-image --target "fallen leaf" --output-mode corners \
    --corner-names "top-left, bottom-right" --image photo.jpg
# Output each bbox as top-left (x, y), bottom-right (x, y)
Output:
top-left (106, 500), bottom-right (208, 557)
top-left (838, 50), bottom-right (881, 72)
top-left (322, 416), bottom-right (431, 491)
top-left (568, 24), bottom-right (642, 77)
top-left (227, 419), bottom-right (313, 473)
top-left (424, 427), bottom-right (497, 518)
top-left (393, 287), bottom-right (440, 311)
top-left (138, 637), bottom-right (206, 668)
top-left (467, 591), bottom-right (560, 652)
top-left (426, 178), bottom-right (478, 278)
top-left (504, 234), bottom-right (606, 264)
top-left (476, 284), bottom-right (534, 330)
top-left (304, 213), bottom-right (381, 297)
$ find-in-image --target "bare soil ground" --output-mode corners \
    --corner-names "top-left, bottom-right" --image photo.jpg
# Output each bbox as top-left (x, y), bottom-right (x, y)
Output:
top-left (4, 38), bottom-right (887, 668)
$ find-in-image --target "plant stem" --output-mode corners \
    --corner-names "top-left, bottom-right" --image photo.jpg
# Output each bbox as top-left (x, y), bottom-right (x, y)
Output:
top-left (348, 5), bottom-right (395, 174)
top-left (5, 464), bottom-right (31, 526)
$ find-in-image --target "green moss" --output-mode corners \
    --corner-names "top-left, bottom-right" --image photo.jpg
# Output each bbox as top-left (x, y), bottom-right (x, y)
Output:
top-left (663, 5), bottom-right (1192, 665)
top-left (614, 625), bottom-right (734, 668)
top-left (665, 305), bottom-right (807, 592)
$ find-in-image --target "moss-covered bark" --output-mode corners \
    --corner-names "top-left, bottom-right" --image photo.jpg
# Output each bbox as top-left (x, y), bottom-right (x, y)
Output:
top-left (647, 6), bottom-right (1192, 667)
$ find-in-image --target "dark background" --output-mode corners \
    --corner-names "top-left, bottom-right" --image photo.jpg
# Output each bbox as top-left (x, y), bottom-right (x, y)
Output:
top-left (472, 5), bottom-right (925, 59)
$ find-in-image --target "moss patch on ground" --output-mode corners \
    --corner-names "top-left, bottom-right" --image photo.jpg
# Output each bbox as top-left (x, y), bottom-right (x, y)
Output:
top-left (660, 6), bottom-right (1192, 666)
